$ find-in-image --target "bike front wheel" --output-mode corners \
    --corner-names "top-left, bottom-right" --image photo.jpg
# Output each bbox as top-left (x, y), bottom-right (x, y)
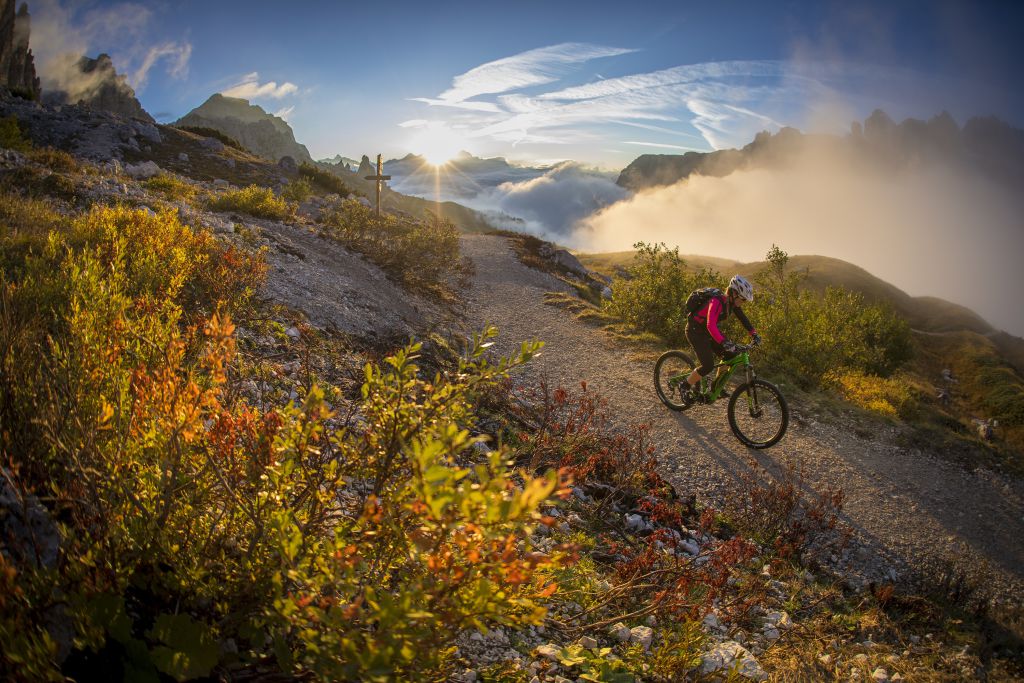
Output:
top-left (727, 379), bottom-right (789, 448)
top-left (654, 350), bottom-right (697, 411)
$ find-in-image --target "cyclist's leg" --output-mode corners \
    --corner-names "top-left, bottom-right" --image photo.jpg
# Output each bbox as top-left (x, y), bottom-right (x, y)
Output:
top-left (685, 323), bottom-right (716, 391)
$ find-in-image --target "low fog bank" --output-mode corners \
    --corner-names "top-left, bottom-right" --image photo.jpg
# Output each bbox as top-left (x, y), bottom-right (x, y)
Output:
top-left (392, 161), bottom-right (627, 241)
top-left (477, 163), bottom-right (628, 239)
top-left (575, 154), bottom-right (1024, 338)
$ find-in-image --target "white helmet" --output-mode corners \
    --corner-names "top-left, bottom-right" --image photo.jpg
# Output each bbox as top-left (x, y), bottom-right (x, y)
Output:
top-left (729, 275), bottom-right (754, 302)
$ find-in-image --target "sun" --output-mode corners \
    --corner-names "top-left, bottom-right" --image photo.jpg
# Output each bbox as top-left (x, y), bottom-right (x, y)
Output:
top-left (414, 127), bottom-right (466, 166)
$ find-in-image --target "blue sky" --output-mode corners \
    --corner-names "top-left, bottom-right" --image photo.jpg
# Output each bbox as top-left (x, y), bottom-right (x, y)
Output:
top-left (29, 0), bottom-right (1024, 168)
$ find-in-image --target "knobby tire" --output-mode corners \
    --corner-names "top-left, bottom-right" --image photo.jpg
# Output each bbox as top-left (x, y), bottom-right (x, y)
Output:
top-left (654, 350), bottom-right (697, 411)
top-left (727, 379), bottom-right (789, 448)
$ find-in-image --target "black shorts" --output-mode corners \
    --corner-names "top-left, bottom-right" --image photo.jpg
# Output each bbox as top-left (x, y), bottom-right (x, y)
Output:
top-left (685, 319), bottom-right (724, 376)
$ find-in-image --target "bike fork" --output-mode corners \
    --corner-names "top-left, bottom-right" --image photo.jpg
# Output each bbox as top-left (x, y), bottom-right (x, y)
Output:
top-left (745, 366), bottom-right (760, 416)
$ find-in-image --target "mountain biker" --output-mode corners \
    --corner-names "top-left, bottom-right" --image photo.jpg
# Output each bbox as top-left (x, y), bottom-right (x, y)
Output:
top-left (683, 275), bottom-right (761, 402)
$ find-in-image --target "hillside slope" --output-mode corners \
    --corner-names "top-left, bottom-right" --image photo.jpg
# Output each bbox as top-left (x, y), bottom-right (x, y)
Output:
top-left (462, 233), bottom-right (1024, 605)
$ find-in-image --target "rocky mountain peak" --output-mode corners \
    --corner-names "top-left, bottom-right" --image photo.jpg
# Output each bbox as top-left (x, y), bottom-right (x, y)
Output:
top-left (175, 94), bottom-right (312, 163)
top-left (42, 51), bottom-right (153, 122)
top-left (0, 0), bottom-right (40, 99)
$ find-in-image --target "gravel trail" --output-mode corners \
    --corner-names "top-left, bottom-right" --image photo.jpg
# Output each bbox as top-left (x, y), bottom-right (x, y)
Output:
top-left (462, 233), bottom-right (1024, 605)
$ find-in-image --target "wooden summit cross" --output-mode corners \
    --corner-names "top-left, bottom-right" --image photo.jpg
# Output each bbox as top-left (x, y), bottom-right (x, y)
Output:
top-left (364, 154), bottom-right (391, 217)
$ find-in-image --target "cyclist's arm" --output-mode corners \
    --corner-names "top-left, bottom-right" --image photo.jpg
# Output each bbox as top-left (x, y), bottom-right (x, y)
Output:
top-left (704, 298), bottom-right (726, 343)
top-left (734, 307), bottom-right (757, 338)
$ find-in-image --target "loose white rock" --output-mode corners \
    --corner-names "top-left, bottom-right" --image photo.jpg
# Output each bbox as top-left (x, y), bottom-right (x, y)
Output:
top-left (629, 625), bottom-right (653, 651)
top-left (700, 641), bottom-right (767, 681)
top-left (535, 644), bottom-right (561, 661)
top-left (125, 160), bottom-right (161, 179)
top-left (609, 622), bottom-right (631, 643)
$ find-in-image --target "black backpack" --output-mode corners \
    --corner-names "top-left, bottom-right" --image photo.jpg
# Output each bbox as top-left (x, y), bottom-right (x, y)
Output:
top-left (685, 287), bottom-right (722, 316)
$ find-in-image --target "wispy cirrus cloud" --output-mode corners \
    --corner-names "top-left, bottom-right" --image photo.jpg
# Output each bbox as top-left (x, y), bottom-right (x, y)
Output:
top-left (421, 42), bottom-right (636, 109)
top-left (410, 46), bottom-right (811, 153)
top-left (222, 72), bottom-right (298, 99)
top-left (408, 48), bottom-right (948, 158)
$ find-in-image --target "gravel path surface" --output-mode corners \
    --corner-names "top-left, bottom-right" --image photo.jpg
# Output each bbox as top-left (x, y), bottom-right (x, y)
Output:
top-left (462, 233), bottom-right (1024, 605)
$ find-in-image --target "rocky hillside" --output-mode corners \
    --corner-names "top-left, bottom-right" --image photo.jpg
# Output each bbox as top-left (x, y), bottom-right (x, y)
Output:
top-left (3, 88), bottom-right (1023, 681)
top-left (175, 93), bottom-right (313, 163)
top-left (617, 111), bottom-right (1024, 191)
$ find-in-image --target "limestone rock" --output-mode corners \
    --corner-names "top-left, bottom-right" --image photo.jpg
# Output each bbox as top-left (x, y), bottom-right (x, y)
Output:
top-left (700, 641), bottom-right (767, 681)
top-left (609, 622), bottom-right (631, 643)
top-left (125, 160), bottom-right (161, 179)
top-left (629, 625), bottom-right (653, 650)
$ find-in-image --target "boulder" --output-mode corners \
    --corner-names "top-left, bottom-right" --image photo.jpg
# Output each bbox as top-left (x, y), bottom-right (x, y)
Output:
top-left (278, 155), bottom-right (298, 172)
top-left (199, 136), bottom-right (225, 152)
top-left (124, 160), bottom-right (161, 179)
top-left (551, 248), bottom-right (588, 277)
top-left (132, 120), bottom-right (162, 144)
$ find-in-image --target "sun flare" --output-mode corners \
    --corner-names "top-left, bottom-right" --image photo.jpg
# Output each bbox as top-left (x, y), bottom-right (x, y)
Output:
top-left (413, 127), bottom-right (466, 166)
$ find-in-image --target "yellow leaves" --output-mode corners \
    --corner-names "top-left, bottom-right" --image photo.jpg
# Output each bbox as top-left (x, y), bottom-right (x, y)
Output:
top-left (97, 398), bottom-right (115, 428)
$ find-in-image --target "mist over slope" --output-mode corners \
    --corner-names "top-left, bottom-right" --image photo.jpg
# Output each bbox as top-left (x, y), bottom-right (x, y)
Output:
top-left (575, 113), bottom-right (1024, 338)
top-left (385, 153), bottom-right (627, 239)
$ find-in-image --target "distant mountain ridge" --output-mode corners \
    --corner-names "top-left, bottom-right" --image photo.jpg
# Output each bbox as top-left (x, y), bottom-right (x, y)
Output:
top-left (175, 94), bottom-right (312, 163)
top-left (617, 111), bottom-right (1024, 192)
top-left (383, 151), bottom-right (550, 200)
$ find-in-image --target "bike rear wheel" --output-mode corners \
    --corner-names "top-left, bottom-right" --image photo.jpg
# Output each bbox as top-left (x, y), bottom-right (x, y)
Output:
top-left (727, 379), bottom-right (788, 448)
top-left (654, 350), bottom-right (697, 411)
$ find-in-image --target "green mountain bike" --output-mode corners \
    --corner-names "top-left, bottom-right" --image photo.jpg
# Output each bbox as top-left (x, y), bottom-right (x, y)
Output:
top-left (654, 343), bottom-right (789, 449)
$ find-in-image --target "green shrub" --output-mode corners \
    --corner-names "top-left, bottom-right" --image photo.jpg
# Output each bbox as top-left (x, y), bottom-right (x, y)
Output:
top-left (0, 115), bottom-right (31, 152)
top-left (144, 173), bottom-right (198, 202)
top-left (605, 242), bottom-right (722, 346)
top-left (320, 199), bottom-right (462, 293)
top-left (752, 246), bottom-right (912, 385)
top-left (826, 369), bottom-right (918, 418)
top-left (208, 184), bottom-right (293, 220)
top-left (298, 162), bottom-right (352, 196)
top-left (27, 147), bottom-right (78, 173)
top-left (968, 353), bottom-right (1024, 427)
top-left (280, 176), bottom-right (312, 202)
top-left (174, 125), bottom-right (244, 151)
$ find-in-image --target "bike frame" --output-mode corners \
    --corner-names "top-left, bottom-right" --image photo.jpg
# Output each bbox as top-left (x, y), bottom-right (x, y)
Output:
top-left (668, 348), bottom-right (756, 404)
top-left (703, 351), bottom-right (754, 402)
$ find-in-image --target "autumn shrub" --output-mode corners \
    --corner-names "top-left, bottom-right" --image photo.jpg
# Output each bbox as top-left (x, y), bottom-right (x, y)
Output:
top-left (722, 460), bottom-right (847, 561)
top-left (319, 198), bottom-right (463, 293)
top-left (144, 172), bottom-right (198, 203)
top-left (208, 184), bottom-right (293, 220)
top-left (0, 115), bottom-right (31, 151)
top-left (0, 198), bottom-right (562, 680)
